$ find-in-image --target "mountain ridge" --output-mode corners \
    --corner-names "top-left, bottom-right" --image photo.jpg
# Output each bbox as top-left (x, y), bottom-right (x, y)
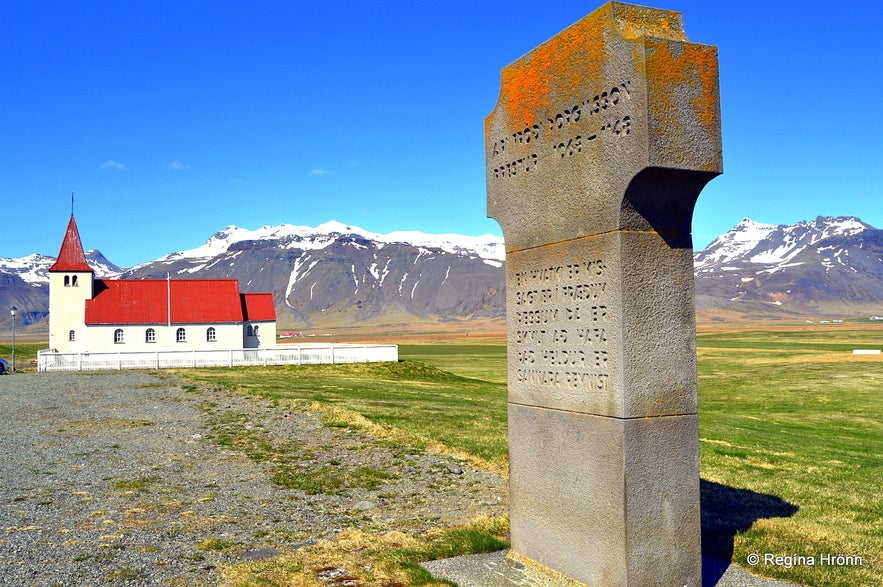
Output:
top-left (145, 220), bottom-right (505, 269)
top-left (3, 216), bottom-right (882, 330)
top-left (694, 215), bottom-right (883, 319)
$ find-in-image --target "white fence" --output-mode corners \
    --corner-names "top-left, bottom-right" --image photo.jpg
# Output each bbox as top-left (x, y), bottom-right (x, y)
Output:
top-left (37, 344), bottom-right (399, 372)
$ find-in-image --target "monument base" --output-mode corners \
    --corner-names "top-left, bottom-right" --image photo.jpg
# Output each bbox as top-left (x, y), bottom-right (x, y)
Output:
top-left (508, 404), bottom-right (701, 587)
top-left (420, 550), bottom-right (805, 587)
top-left (507, 552), bottom-right (590, 586)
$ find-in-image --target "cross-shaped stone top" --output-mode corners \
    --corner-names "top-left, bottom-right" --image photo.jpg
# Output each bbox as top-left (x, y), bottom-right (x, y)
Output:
top-left (486, 1), bottom-right (722, 253)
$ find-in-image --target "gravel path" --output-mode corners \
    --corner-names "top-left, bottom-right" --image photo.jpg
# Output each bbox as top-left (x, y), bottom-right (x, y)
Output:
top-left (0, 371), bottom-right (507, 586)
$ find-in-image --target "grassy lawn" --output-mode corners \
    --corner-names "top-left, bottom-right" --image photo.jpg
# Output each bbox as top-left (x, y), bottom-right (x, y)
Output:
top-left (397, 342), bottom-right (508, 384)
top-left (174, 328), bottom-right (881, 587)
top-left (0, 342), bottom-right (42, 371)
top-left (695, 329), bottom-right (882, 586)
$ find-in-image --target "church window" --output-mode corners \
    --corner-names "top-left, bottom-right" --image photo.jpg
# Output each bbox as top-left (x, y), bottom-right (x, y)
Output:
top-left (146, 328), bottom-right (156, 343)
top-left (253, 325), bottom-right (260, 336)
top-left (64, 275), bottom-right (70, 287)
top-left (72, 275), bottom-right (78, 287)
top-left (247, 325), bottom-right (254, 337)
top-left (69, 330), bottom-right (76, 341)
top-left (206, 327), bottom-right (217, 342)
top-left (176, 328), bottom-right (186, 342)
top-left (114, 329), bottom-right (124, 344)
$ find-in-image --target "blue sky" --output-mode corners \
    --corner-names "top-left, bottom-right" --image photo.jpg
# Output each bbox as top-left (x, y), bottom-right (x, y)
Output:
top-left (2, 0), bottom-right (881, 268)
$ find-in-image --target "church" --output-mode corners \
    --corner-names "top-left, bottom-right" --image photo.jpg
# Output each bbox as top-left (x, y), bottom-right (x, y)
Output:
top-left (48, 215), bottom-right (277, 354)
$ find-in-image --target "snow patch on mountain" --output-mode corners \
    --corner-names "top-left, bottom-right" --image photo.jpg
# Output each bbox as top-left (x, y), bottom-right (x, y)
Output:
top-left (0, 254), bottom-right (54, 285)
top-left (0, 250), bottom-right (120, 284)
top-left (694, 216), bottom-right (872, 273)
top-left (155, 220), bottom-right (505, 263)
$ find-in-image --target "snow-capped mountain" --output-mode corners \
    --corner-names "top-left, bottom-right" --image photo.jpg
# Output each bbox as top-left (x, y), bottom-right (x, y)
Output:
top-left (119, 222), bottom-right (505, 328)
top-left (0, 250), bottom-right (121, 327)
top-left (0, 250), bottom-right (120, 286)
top-left (3, 216), bottom-right (882, 330)
top-left (147, 220), bottom-right (505, 268)
top-left (694, 216), bottom-right (883, 316)
top-left (694, 216), bottom-right (871, 271)
top-left (0, 253), bottom-right (57, 286)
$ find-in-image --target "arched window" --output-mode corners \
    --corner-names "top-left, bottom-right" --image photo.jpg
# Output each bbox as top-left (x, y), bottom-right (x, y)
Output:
top-left (114, 329), bottom-right (124, 344)
top-left (206, 327), bottom-right (217, 342)
top-left (253, 325), bottom-right (260, 336)
top-left (72, 275), bottom-right (78, 287)
top-left (64, 275), bottom-right (70, 287)
top-left (247, 325), bottom-right (254, 337)
top-left (69, 330), bottom-right (76, 341)
top-left (146, 328), bottom-right (156, 343)
top-left (176, 328), bottom-right (186, 343)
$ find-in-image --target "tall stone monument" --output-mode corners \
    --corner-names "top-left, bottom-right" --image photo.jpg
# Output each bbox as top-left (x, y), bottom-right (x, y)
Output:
top-left (486, 3), bottom-right (721, 586)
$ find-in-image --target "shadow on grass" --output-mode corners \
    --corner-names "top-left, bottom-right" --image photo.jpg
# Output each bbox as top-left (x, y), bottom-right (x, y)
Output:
top-left (701, 479), bottom-right (799, 586)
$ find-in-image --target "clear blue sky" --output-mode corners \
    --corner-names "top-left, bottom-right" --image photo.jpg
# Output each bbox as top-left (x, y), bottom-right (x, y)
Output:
top-left (2, 1), bottom-right (881, 268)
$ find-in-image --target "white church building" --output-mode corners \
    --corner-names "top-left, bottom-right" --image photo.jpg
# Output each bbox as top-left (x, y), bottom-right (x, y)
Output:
top-left (39, 215), bottom-right (396, 371)
top-left (46, 214), bottom-right (276, 355)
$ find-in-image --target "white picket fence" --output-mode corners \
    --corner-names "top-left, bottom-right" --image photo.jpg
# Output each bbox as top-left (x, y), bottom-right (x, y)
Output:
top-left (37, 344), bottom-right (398, 372)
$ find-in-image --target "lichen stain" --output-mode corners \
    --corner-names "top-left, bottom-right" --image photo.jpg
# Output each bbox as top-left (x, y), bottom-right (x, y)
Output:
top-left (498, 13), bottom-right (608, 130)
top-left (614, 5), bottom-right (686, 42)
top-left (645, 40), bottom-right (719, 134)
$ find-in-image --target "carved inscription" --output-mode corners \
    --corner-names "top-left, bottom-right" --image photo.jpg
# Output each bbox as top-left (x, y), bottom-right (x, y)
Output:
top-left (491, 81), bottom-right (633, 180)
top-left (512, 260), bottom-right (612, 393)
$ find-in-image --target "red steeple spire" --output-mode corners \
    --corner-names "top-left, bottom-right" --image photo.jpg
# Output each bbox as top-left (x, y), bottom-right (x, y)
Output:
top-left (48, 215), bottom-right (94, 273)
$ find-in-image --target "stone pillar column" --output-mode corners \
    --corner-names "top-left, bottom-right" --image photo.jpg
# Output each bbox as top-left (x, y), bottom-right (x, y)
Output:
top-left (485, 3), bottom-right (722, 586)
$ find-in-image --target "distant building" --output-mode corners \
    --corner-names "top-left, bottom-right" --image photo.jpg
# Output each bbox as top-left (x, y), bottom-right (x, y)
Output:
top-left (48, 215), bottom-right (276, 353)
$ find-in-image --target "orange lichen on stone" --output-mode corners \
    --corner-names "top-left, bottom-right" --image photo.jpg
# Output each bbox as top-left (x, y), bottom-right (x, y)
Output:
top-left (494, 3), bottom-right (699, 132)
top-left (500, 53), bottom-right (552, 130)
top-left (689, 46), bottom-right (720, 131)
top-left (498, 13), bottom-right (608, 130)
top-left (613, 3), bottom-right (687, 41)
top-left (645, 39), bottom-right (720, 133)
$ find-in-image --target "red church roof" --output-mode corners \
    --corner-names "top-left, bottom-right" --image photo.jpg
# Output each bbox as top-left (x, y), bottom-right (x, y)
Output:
top-left (241, 293), bottom-right (276, 321)
top-left (85, 279), bottom-right (263, 325)
top-left (48, 215), bottom-right (93, 273)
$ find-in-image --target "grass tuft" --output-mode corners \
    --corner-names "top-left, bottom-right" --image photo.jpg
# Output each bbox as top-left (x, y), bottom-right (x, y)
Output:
top-left (221, 516), bottom-right (508, 587)
top-left (198, 537), bottom-right (240, 552)
top-left (113, 476), bottom-right (159, 491)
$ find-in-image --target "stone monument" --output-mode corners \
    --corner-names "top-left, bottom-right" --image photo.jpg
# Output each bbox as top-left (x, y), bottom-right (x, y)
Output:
top-left (486, 2), bottom-right (722, 586)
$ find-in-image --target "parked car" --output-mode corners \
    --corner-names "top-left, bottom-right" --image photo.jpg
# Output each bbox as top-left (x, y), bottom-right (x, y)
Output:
top-left (0, 358), bottom-right (8, 374)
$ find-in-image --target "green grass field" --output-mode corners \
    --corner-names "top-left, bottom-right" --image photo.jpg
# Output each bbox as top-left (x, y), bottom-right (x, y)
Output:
top-left (695, 329), bottom-right (882, 586)
top-left (0, 342), bottom-right (41, 371)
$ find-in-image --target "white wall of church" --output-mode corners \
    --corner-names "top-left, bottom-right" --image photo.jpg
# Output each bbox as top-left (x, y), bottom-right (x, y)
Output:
top-left (83, 323), bottom-right (246, 354)
top-left (243, 321), bottom-right (276, 349)
top-left (49, 271), bottom-right (93, 353)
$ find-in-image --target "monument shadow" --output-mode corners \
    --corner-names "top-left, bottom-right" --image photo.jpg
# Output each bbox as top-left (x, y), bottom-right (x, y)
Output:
top-left (700, 479), bottom-right (799, 586)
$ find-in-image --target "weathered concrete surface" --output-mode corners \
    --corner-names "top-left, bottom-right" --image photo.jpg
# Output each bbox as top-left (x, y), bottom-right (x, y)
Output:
top-left (508, 407), bottom-right (701, 586)
top-left (486, 2), bottom-right (721, 585)
top-left (506, 230), bottom-right (697, 418)
top-left (421, 551), bottom-right (806, 587)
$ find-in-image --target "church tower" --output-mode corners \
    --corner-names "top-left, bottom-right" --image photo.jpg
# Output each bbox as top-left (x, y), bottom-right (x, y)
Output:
top-left (48, 215), bottom-right (94, 352)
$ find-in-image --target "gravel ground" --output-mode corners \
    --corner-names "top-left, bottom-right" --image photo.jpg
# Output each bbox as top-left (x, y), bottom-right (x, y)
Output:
top-left (0, 371), bottom-right (507, 587)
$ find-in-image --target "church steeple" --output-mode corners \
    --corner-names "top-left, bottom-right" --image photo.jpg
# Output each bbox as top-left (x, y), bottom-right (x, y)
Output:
top-left (48, 215), bottom-right (93, 273)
